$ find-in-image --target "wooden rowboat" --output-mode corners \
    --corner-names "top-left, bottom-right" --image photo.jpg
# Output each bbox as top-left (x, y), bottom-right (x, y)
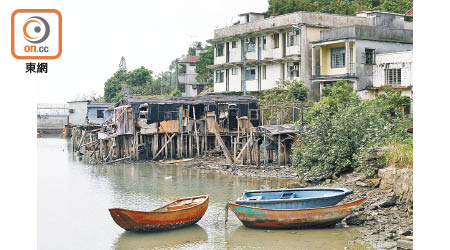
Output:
top-left (109, 195), bottom-right (209, 233)
top-left (235, 187), bottom-right (353, 209)
top-left (228, 197), bottom-right (365, 229)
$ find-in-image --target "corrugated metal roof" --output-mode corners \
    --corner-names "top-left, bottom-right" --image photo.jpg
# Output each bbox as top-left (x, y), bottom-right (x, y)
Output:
top-left (116, 95), bottom-right (258, 106)
top-left (405, 8), bottom-right (413, 16)
top-left (179, 56), bottom-right (200, 63)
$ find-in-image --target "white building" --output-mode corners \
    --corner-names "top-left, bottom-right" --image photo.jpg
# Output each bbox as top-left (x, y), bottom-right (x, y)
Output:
top-left (178, 49), bottom-right (210, 97)
top-left (208, 11), bottom-right (412, 100)
top-left (371, 50), bottom-right (413, 98)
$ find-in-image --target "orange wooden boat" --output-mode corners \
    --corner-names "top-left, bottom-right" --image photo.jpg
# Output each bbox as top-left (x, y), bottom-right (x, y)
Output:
top-left (109, 195), bottom-right (209, 232)
top-left (228, 197), bottom-right (365, 229)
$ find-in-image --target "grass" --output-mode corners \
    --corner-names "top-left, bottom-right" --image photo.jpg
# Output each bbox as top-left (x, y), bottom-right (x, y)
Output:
top-left (383, 141), bottom-right (413, 168)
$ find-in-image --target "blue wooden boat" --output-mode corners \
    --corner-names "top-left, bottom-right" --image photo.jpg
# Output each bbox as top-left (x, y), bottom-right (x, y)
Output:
top-left (235, 187), bottom-right (352, 209)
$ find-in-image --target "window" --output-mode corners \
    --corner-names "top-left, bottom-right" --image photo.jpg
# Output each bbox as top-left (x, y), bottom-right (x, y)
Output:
top-left (262, 65), bottom-right (267, 80)
top-left (365, 48), bottom-right (375, 64)
top-left (250, 110), bottom-right (258, 120)
top-left (288, 30), bottom-right (299, 47)
top-left (272, 33), bottom-right (280, 48)
top-left (262, 36), bottom-right (267, 50)
top-left (231, 68), bottom-right (238, 75)
top-left (215, 70), bottom-right (224, 83)
top-left (96, 110), bottom-right (104, 118)
top-left (246, 38), bottom-right (256, 52)
top-left (331, 47), bottom-right (345, 68)
top-left (216, 43), bottom-right (224, 57)
top-left (287, 62), bottom-right (299, 77)
top-left (245, 67), bottom-right (256, 81)
top-left (385, 68), bottom-right (401, 85)
top-left (232, 41), bottom-right (237, 48)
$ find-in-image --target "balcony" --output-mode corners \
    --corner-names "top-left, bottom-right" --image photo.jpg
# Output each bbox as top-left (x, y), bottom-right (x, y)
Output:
top-left (178, 73), bottom-right (198, 85)
top-left (312, 63), bottom-right (357, 80)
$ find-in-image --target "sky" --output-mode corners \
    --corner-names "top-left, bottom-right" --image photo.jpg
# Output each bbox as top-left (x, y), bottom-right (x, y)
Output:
top-left (1, 0), bottom-right (268, 103)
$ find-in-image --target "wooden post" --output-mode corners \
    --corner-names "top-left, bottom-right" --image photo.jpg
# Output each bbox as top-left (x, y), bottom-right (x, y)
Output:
top-left (233, 136), bottom-right (237, 161)
top-left (164, 134), bottom-right (168, 159)
top-left (263, 133), bottom-right (267, 166)
top-left (278, 135), bottom-right (281, 167)
top-left (193, 106), bottom-right (200, 158)
top-left (213, 121), bottom-right (233, 165)
top-left (256, 140), bottom-right (261, 167)
top-left (153, 133), bottom-right (176, 160)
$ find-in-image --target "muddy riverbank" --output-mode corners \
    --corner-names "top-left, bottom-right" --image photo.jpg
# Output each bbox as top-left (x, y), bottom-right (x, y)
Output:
top-left (145, 157), bottom-right (413, 250)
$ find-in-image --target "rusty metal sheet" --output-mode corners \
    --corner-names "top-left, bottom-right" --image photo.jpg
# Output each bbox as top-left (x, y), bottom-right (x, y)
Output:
top-left (159, 120), bottom-right (180, 134)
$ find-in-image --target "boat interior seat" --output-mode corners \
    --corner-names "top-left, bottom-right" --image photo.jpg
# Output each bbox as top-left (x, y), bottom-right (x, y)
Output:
top-left (247, 195), bottom-right (263, 201)
top-left (280, 192), bottom-right (295, 199)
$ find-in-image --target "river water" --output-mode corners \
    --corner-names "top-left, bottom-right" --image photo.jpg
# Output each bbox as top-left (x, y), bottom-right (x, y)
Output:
top-left (38, 137), bottom-right (370, 250)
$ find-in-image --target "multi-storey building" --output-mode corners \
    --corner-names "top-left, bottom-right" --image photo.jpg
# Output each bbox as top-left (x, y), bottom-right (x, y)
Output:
top-left (178, 49), bottom-right (209, 97)
top-left (208, 11), bottom-right (412, 100)
top-left (311, 11), bottom-right (413, 98)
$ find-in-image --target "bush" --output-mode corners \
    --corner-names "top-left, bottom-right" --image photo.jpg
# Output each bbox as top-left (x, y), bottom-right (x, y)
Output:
top-left (292, 81), bottom-right (412, 177)
top-left (383, 141), bottom-right (413, 169)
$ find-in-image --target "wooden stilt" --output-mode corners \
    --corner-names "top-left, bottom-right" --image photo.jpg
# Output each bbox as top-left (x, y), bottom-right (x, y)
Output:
top-left (153, 133), bottom-right (176, 160)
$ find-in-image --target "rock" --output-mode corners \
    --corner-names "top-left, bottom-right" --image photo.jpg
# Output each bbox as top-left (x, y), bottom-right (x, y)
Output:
top-left (379, 195), bottom-right (397, 208)
top-left (365, 178), bottom-right (381, 187)
top-left (397, 239), bottom-right (413, 250)
top-left (401, 230), bottom-right (412, 236)
top-left (355, 181), bottom-right (368, 187)
top-left (332, 174), bottom-right (339, 180)
top-left (345, 213), bottom-right (367, 225)
top-left (325, 179), bottom-right (331, 184)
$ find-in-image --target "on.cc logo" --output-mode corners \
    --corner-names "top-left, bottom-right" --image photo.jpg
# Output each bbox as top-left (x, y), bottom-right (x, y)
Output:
top-left (23, 16), bottom-right (50, 44)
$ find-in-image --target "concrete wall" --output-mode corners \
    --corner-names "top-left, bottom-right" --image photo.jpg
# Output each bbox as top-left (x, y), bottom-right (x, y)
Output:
top-left (373, 51), bottom-right (413, 88)
top-left (229, 41), bottom-right (241, 63)
top-left (261, 63), bottom-right (282, 90)
top-left (354, 40), bottom-right (413, 91)
top-left (87, 107), bottom-right (113, 125)
top-left (213, 11), bottom-right (367, 39)
top-left (68, 101), bottom-right (89, 126)
top-left (319, 26), bottom-right (413, 44)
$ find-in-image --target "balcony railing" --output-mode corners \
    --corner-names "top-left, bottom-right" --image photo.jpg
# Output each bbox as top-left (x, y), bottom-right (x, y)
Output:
top-left (313, 63), bottom-right (356, 77)
top-left (178, 73), bottom-right (198, 85)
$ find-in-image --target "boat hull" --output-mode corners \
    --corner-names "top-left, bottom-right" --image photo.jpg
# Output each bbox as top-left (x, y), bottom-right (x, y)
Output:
top-left (229, 198), bottom-right (365, 229)
top-left (109, 195), bottom-right (209, 233)
top-left (236, 187), bottom-right (353, 209)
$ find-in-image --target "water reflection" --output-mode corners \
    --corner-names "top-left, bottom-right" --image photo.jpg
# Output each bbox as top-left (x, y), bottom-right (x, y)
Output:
top-left (38, 138), bottom-right (369, 250)
top-left (113, 225), bottom-right (208, 250)
top-left (225, 225), bottom-right (370, 250)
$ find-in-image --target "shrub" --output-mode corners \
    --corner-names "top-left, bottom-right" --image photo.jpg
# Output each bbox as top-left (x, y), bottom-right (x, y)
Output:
top-left (292, 81), bottom-right (412, 177)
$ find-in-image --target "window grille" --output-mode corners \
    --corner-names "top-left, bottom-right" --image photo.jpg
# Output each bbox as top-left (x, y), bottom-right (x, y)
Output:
top-left (216, 43), bottom-right (224, 57)
top-left (245, 67), bottom-right (256, 80)
top-left (331, 47), bottom-right (345, 68)
top-left (385, 68), bottom-right (401, 85)
top-left (365, 48), bottom-right (375, 64)
top-left (288, 30), bottom-right (299, 47)
top-left (215, 70), bottom-right (224, 83)
top-left (287, 62), bottom-right (299, 77)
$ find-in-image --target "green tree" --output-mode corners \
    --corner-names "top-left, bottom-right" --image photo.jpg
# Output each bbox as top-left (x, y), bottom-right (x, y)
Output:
top-left (126, 66), bottom-right (153, 87)
top-left (104, 69), bottom-right (127, 102)
top-left (291, 81), bottom-right (412, 177)
top-left (187, 41), bottom-right (203, 56)
top-left (195, 45), bottom-right (214, 83)
top-left (267, 0), bottom-right (411, 16)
